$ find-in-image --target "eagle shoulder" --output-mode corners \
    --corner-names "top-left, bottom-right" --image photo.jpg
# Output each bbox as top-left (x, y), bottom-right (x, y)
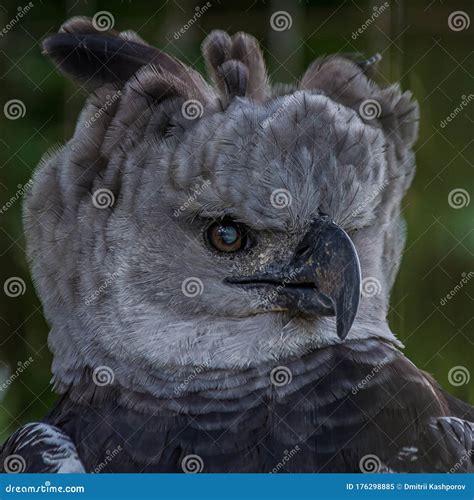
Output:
top-left (0, 422), bottom-right (85, 473)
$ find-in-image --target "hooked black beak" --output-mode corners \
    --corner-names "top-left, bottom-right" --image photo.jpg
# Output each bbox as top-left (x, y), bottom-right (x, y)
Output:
top-left (226, 217), bottom-right (361, 339)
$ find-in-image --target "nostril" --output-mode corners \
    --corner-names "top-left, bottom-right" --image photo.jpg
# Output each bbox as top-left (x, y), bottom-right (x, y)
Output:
top-left (293, 242), bottom-right (311, 260)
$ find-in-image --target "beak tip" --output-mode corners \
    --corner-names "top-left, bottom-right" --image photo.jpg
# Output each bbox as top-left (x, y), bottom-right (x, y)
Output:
top-left (336, 321), bottom-right (350, 340)
top-left (333, 275), bottom-right (361, 341)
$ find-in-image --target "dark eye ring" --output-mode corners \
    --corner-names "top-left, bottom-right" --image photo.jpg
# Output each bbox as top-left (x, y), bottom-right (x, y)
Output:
top-left (207, 220), bottom-right (247, 253)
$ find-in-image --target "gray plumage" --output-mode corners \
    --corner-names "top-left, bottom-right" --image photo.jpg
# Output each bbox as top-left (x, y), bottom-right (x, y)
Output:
top-left (1, 16), bottom-right (472, 473)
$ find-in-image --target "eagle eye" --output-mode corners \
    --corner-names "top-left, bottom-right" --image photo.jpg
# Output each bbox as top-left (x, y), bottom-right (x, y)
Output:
top-left (207, 220), bottom-right (247, 253)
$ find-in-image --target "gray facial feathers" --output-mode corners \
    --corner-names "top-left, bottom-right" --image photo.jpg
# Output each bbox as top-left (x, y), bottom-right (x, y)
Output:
top-left (26, 18), bottom-right (418, 393)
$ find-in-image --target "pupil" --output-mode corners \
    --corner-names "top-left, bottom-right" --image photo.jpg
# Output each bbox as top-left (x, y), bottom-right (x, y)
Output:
top-left (219, 225), bottom-right (238, 245)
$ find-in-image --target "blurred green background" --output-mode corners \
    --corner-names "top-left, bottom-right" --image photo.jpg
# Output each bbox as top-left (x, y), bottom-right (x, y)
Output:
top-left (0, 0), bottom-right (472, 442)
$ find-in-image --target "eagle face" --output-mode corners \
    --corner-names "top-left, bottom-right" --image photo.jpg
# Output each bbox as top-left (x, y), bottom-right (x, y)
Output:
top-left (130, 92), bottom-right (387, 328)
top-left (25, 20), bottom-right (418, 382)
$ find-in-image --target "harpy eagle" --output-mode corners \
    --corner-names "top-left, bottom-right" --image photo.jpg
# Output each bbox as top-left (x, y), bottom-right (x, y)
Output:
top-left (1, 17), bottom-right (473, 473)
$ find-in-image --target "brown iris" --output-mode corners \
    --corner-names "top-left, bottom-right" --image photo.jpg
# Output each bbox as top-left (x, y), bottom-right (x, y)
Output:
top-left (207, 220), bottom-right (246, 253)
